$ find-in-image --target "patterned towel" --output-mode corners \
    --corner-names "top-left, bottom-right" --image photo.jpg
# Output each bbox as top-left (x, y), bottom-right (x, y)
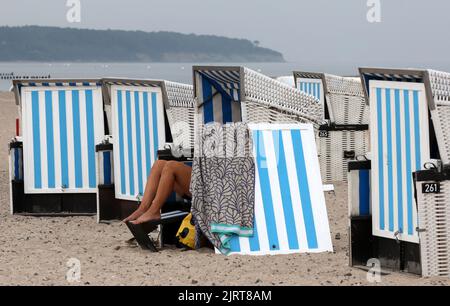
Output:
top-left (190, 122), bottom-right (255, 255)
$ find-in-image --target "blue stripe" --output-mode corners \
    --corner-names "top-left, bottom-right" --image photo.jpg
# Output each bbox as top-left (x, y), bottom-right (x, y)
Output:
top-left (202, 77), bottom-right (214, 123)
top-left (58, 91), bottom-right (69, 188)
top-left (45, 91), bottom-right (55, 188)
top-left (376, 88), bottom-right (385, 230)
top-left (291, 129), bottom-right (318, 249)
top-left (273, 130), bottom-right (299, 250)
top-left (221, 94), bottom-right (232, 123)
top-left (134, 92), bottom-right (144, 195)
top-left (126, 91), bottom-right (135, 196)
top-left (254, 130), bottom-right (279, 251)
top-left (14, 148), bottom-right (19, 179)
top-left (143, 92), bottom-right (152, 177)
top-left (318, 84), bottom-right (321, 101)
top-left (385, 89), bottom-right (394, 232)
top-left (151, 92), bottom-right (159, 163)
top-left (85, 90), bottom-right (96, 188)
top-left (31, 91), bottom-right (42, 189)
top-left (248, 216), bottom-right (260, 252)
top-left (413, 91), bottom-right (422, 170)
top-left (394, 89), bottom-right (404, 232)
top-left (229, 236), bottom-right (241, 253)
top-left (359, 170), bottom-right (370, 216)
top-left (404, 90), bottom-right (414, 235)
top-left (72, 90), bottom-right (83, 188)
top-left (103, 151), bottom-right (111, 185)
top-left (117, 90), bottom-right (126, 194)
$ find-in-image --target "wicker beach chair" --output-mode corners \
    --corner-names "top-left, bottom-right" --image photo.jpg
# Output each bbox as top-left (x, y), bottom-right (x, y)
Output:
top-left (194, 66), bottom-right (323, 127)
top-left (225, 124), bottom-right (333, 255)
top-left (97, 79), bottom-right (195, 224)
top-left (294, 71), bottom-right (370, 183)
top-left (9, 79), bottom-right (105, 215)
top-left (348, 68), bottom-right (450, 276)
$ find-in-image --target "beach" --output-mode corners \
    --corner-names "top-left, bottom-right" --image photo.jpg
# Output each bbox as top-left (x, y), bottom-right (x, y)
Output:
top-left (0, 90), bottom-right (448, 286)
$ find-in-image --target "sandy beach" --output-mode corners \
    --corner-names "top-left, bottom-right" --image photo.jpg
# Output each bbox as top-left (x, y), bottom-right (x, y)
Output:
top-left (0, 90), bottom-right (448, 286)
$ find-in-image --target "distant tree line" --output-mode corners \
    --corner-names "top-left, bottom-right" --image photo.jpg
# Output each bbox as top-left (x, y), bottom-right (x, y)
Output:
top-left (0, 26), bottom-right (285, 62)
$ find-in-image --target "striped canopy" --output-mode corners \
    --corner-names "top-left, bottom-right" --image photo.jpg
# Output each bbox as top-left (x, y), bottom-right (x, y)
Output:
top-left (194, 67), bottom-right (242, 124)
top-left (226, 124), bottom-right (333, 255)
top-left (294, 71), bottom-right (368, 125)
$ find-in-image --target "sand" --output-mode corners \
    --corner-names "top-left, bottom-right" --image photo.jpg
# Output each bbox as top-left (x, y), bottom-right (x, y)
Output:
top-left (0, 90), bottom-right (449, 286)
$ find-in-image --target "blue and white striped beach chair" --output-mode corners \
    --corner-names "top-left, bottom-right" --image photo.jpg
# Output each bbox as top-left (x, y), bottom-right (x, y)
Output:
top-left (97, 79), bottom-right (194, 222)
top-left (349, 68), bottom-right (450, 276)
top-left (294, 71), bottom-right (370, 183)
top-left (225, 124), bottom-right (333, 255)
top-left (194, 66), bottom-right (323, 127)
top-left (10, 79), bottom-right (105, 215)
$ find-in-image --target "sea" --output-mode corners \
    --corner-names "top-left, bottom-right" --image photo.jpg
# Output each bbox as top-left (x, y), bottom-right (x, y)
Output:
top-left (0, 62), bottom-right (308, 91)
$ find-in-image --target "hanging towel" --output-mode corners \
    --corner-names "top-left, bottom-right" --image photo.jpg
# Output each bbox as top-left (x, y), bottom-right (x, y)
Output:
top-left (190, 122), bottom-right (255, 255)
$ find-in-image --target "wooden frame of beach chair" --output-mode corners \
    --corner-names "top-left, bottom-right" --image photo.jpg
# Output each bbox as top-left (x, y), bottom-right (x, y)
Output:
top-left (294, 71), bottom-right (370, 183)
top-left (348, 68), bottom-right (450, 276)
top-left (97, 78), bottom-right (195, 224)
top-left (193, 66), bottom-right (323, 127)
top-left (9, 79), bottom-right (105, 216)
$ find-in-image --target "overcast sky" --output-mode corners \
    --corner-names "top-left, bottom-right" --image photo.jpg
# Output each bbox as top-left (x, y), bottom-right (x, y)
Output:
top-left (2, 0), bottom-right (450, 73)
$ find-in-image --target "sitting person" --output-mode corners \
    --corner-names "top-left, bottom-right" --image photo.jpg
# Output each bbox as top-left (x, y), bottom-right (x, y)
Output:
top-left (123, 160), bottom-right (192, 225)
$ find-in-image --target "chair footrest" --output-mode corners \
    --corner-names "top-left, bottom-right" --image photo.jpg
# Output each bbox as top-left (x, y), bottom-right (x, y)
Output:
top-left (125, 210), bottom-right (189, 252)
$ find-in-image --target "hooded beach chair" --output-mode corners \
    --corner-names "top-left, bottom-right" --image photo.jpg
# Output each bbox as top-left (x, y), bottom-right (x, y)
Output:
top-left (349, 68), bottom-right (450, 276)
top-left (294, 72), bottom-right (370, 183)
top-left (193, 67), bottom-right (331, 255)
top-left (9, 79), bottom-right (105, 215)
top-left (194, 66), bottom-right (323, 127)
top-left (225, 124), bottom-right (333, 255)
top-left (97, 79), bottom-right (195, 226)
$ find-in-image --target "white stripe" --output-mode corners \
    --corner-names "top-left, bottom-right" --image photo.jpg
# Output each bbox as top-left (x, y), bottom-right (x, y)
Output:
top-left (52, 90), bottom-right (62, 189)
top-left (390, 89), bottom-right (399, 233)
top-left (263, 130), bottom-right (289, 251)
top-left (400, 90), bottom-right (408, 233)
top-left (38, 91), bottom-right (48, 189)
top-left (79, 90), bottom-right (89, 189)
top-left (282, 130), bottom-right (309, 251)
top-left (371, 87), bottom-right (380, 234)
top-left (24, 90), bottom-right (34, 189)
top-left (238, 235), bottom-right (250, 254)
top-left (148, 92), bottom-right (156, 166)
top-left (93, 89), bottom-right (105, 148)
top-left (139, 91), bottom-right (148, 189)
top-left (66, 91), bottom-right (76, 189)
top-left (122, 91), bottom-right (130, 196)
top-left (301, 126), bottom-right (332, 251)
top-left (382, 88), bottom-right (389, 231)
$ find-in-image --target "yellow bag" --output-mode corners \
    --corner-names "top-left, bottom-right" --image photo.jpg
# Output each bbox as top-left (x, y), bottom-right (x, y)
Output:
top-left (176, 213), bottom-right (196, 249)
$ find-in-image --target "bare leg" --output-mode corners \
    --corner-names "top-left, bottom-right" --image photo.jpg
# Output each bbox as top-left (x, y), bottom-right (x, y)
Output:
top-left (123, 160), bottom-right (167, 222)
top-left (131, 161), bottom-right (192, 224)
